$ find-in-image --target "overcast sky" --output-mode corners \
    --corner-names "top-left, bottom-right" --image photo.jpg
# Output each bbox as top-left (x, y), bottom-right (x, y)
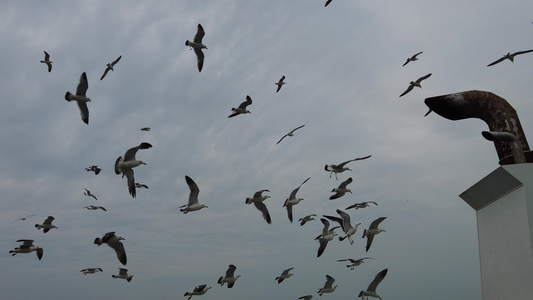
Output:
top-left (1, 1), bottom-right (533, 299)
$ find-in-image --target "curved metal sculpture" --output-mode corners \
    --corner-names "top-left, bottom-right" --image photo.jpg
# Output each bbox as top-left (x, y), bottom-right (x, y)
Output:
top-left (424, 90), bottom-right (531, 164)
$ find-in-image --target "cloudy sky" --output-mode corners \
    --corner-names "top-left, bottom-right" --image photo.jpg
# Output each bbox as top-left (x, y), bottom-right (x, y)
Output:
top-left (1, 1), bottom-right (532, 299)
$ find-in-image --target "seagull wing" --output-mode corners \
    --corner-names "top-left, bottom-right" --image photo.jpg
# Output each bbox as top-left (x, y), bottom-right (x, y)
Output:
top-left (194, 24), bottom-right (205, 43)
top-left (185, 175), bottom-right (200, 205)
top-left (36, 248), bottom-right (43, 260)
top-left (253, 201), bottom-right (271, 224)
top-left (512, 49), bottom-right (533, 56)
top-left (239, 95), bottom-right (253, 109)
top-left (289, 125), bottom-right (305, 134)
top-left (253, 189), bottom-right (269, 198)
top-left (366, 269), bottom-right (388, 292)
top-left (75, 72), bottom-right (89, 97)
top-left (324, 215), bottom-right (344, 232)
top-left (43, 216), bottom-right (55, 225)
top-left (399, 84), bottom-right (414, 97)
top-left (324, 275), bottom-right (335, 288)
top-left (487, 56), bottom-right (507, 67)
top-left (338, 177), bottom-right (353, 189)
top-left (109, 241), bottom-right (127, 265)
top-left (285, 201), bottom-right (293, 223)
top-left (276, 134), bottom-right (289, 144)
top-left (369, 217), bottom-right (387, 229)
top-left (194, 48), bottom-right (204, 72)
top-left (123, 142), bottom-right (152, 161)
top-left (225, 265), bottom-right (236, 277)
top-left (317, 238), bottom-right (328, 257)
top-left (44, 51), bottom-right (50, 60)
top-left (77, 100), bottom-right (89, 124)
top-left (416, 73), bottom-right (432, 83)
top-left (288, 177), bottom-right (310, 200)
top-left (119, 268), bottom-right (128, 276)
top-left (111, 55), bottom-right (122, 66)
top-left (124, 168), bottom-right (136, 198)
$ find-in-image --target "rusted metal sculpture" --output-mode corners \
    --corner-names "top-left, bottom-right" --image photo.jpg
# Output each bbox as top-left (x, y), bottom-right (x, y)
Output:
top-left (424, 90), bottom-right (531, 164)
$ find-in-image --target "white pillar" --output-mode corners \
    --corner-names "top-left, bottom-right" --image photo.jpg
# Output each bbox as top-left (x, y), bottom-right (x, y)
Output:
top-left (460, 164), bottom-right (533, 300)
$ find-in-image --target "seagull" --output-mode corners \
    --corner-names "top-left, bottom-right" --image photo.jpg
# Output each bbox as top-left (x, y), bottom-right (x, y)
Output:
top-left (100, 55), bottom-right (122, 80)
top-left (94, 232), bottom-right (127, 265)
top-left (218, 264), bottom-right (240, 288)
top-left (179, 175), bottom-right (208, 213)
top-left (316, 218), bottom-right (339, 257)
top-left (329, 177), bottom-right (353, 200)
top-left (346, 201), bottom-right (378, 210)
top-left (275, 267), bottom-right (294, 284)
top-left (487, 50), bottom-right (533, 66)
top-left (276, 125), bottom-right (305, 145)
top-left (112, 268), bottom-right (133, 282)
top-left (65, 72), bottom-right (91, 124)
top-left (325, 0), bottom-right (333, 7)
top-left (12, 215), bottom-right (36, 223)
top-left (114, 142), bottom-right (152, 198)
top-left (9, 240), bottom-right (43, 260)
top-left (402, 51), bottom-right (423, 67)
top-left (184, 284), bottom-right (211, 299)
top-left (399, 73), bottom-right (432, 97)
top-left (140, 127), bottom-right (151, 131)
top-left (363, 217), bottom-right (387, 252)
top-left (135, 183), bottom-right (149, 189)
top-left (84, 205), bottom-right (107, 211)
top-left (358, 269), bottom-right (388, 299)
top-left (298, 214), bottom-right (317, 226)
top-left (317, 275), bottom-right (337, 296)
top-left (85, 165), bottom-right (102, 175)
top-left (35, 216), bottom-right (57, 233)
top-left (245, 189), bottom-right (272, 224)
top-left (283, 177), bottom-right (310, 222)
top-left (40, 51), bottom-right (52, 72)
top-left (228, 95), bottom-right (252, 118)
top-left (299, 296), bottom-right (313, 300)
top-left (81, 268), bottom-right (103, 275)
top-left (185, 24), bottom-right (207, 72)
top-left (325, 155), bottom-right (372, 180)
top-left (84, 188), bottom-right (98, 200)
top-left (337, 257), bottom-right (373, 270)
top-left (324, 209), bottom-right (361, 244)
top-left (275, 75), bottom-right (286, 92)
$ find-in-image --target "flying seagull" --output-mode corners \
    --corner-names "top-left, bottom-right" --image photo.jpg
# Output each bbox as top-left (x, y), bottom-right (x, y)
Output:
top-left (324, 209), bottom-right (361, 244)
top-left (317, 275), bottom-right (337, 296)
top-left (298, 214), bottom-right (317, 226)
top-left (275, 75), bottom-right (286, 92)
top-left (337, 257), bottom-right (373, 270)
top-left (325, 155), bottom-right (372, 180)
top-left (316, 218), bottom-right (339, 257)
top-left (363, 217), bottom-right (387, 252)
top-left (84, 188), bottom-right (98, 200)
top-left (399, 73), bottom-right (432, 97)
top-left (346, 201), bottom-right (378, 210)
top-left (84, 205), bottom-right (107, 211)
top-left (184, 284), bottom-right (211, 299)
top-left (179, 175), bottom-right (208, 213)
top-left (358, 269), bottom-right (388, 300)
top-left (228, 95), bottom-right (252, 118)
top-left (487, 50), bottom-right (533, 66)
top-left (218, 264), bottom-right (240, 288)
top-left (112, 268), bottom-right (133, 282)
top-left (40, 51), bottom-right (52, 72)
top-left (402, 51), bottom-right (423, 67)
top-left (114, 142), bottom-right (152, 198)
top-left (140, 127), bottom-right (151, 131)
top-left (283, 177), bottom-right (311, 222)
top-left (81, 268), bottom-right (103, 275)
top-left (9, 240), bottom-right (43, 260)
top-left (245, 189), bottom-right (272, 224)
top-left (35, 216), bottom-right (57, 233)
top-left (329, 177), bottom-right (353, 200)
top-left (135, 183), bottom-right (149, 189)
top-left (85, 165), bottom-right (101, 175)
top-left (185, 24), bottom-right (207, 72)
top-left (12, 215), bottom-right (36, 223)
top-left (65, 72), bottom-right (91, 124)
top-left (276, 125), bottom-right (305, 145)
top-left (100, 55), bottom-right (122, 80)
top-left (94, 232), bottom-right (127, 265)
top-left (275, 267), bottom-right (294, 284)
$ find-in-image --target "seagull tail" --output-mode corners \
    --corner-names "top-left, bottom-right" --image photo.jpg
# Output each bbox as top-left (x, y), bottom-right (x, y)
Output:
top-left (65, 92), bottom-right (73, 101)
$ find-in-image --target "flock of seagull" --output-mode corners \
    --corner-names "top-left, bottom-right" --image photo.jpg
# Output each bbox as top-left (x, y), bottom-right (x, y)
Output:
top-left (9, 5), bottom-right (533, 299)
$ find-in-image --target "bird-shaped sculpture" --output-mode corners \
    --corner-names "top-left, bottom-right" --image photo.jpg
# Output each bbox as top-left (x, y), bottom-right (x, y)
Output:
top-left (487, 49), bottom-right (533, 66)
top-left (275, 75), bottom-right (286, 92)
top-left (245, 189), bottom-right (272, 224)
top-left (40, 51), bottom-right (52, 72)
top-left (9, 240), bottom-right (43, 260)
top-left (325, 155), bottom-right (371, 180)
top-left (275, 267), bottom-right (294, 284)
top-left (324, 209), bottom-right (361, 244)
top-left (329, 177), bottom-right (353, 200)
top-left (402, 51), bottom-right (423, 66)
top-left (283, 177), bottom-right (310, 222)
top-left (358, 269), bottom-right (388, 299)
top-left (276, 125), bottom-right (305, 145)
top-left (363, 217), bottom-right (387, 252)
top-left (114, 142), bottom-right (152, 198)
top-left (228, 95), bottom-right (253, 118)
top-left (399, 73), bottom-right (432, 97)
top-left (218, 264), bottom-right (240, 288)
top-left (100, 55), bottom-right (122, 80)
top-left (179, 175), bottom-right (208, 213)
top-left (94, 232), bottom-right (127, 265)
top-left (185, 24), bottom-right (207, 72)
top-left (35, 216), bottom-right (58, 233)
top-left (65, 72), bottom-right (91, 124)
